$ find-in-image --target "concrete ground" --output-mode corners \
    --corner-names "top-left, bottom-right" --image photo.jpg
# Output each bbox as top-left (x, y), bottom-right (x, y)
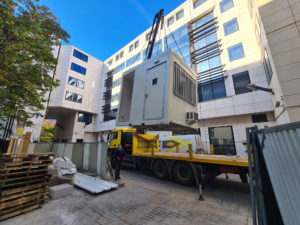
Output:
top-left (2, 169), bottom-right (253, 225)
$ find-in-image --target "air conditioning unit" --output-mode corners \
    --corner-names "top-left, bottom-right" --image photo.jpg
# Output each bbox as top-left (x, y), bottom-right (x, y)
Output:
top-left (186, 112), bottom-right (198, 124)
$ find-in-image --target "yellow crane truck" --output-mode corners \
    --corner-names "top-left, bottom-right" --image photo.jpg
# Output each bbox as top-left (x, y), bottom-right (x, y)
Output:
top-left (108, 128), bottom-right (249, 188)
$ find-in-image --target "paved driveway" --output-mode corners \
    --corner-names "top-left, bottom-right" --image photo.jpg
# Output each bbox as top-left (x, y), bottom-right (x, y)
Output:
top-left (1, 169), bottom-right (252, 225)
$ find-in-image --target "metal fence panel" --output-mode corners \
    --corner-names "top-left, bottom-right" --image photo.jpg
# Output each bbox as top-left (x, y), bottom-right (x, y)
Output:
top-left (257, 122), bottom-right (300, 225)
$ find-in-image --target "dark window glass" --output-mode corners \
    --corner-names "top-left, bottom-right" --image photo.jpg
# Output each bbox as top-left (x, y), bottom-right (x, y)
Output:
top-left (224, 18), bottom-right (239, 36)
top-left (228, 43), bottom-right (245, 61)
top-left (198, 79), bottom-right (226, 102)
top-left (71, 62), bottom-right (86, 75)
top-left (220, 0), bottom-right (234, 13)
top-left (252, 114), bottom-right (268, 123)
top-left (194, 0), bottom-right (207, 8)
top-left (73, 49), bottom-right (88, 62)
top-left (233, 71), bottom-right (252, 95)
top-left (78, 112), bottom-right (92, 123)
top-left (129, 45), bottom-right (134, 52)
top-left (209, 126), bottom-right (236, 155)
top-left (263, 49), bottom-right (273, 83)
top-left (104, 109), bottom-right (118, 122)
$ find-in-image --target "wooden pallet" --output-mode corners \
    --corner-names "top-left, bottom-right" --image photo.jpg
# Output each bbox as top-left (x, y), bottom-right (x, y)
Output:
top-left (0, 153), bottom-right (53, 221)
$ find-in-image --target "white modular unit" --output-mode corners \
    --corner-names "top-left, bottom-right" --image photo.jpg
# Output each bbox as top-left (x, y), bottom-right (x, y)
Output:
top-left (116, 49), bottom-right (198, 133)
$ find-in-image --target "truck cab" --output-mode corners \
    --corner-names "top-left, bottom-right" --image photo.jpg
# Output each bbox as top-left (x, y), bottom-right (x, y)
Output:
top-left (108, 128), bottom-right (136, 154)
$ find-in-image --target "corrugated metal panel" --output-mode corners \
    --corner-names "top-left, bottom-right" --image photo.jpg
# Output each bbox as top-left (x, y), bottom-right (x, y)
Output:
top-left (74, 173), bottom-right (118, 194)
top-left (257, 122), bottom-right (300, 225)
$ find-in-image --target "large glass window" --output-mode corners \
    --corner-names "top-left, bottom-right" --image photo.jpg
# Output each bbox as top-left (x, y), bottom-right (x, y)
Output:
top-left (112, 63), bottom-right (125, 75)
top-left (65, 91), bottom-right (82, 103)
top-left (224, 18), bottom-right (239, 36)
top-left (126, 52), bottom-right (141, 67)
top-left (263, 49), bottom-right (273, 83)
top-left (198, 79), bottom-right (226, 101)
top-left (209, 126), bottom-right (236, 155)
top-left (164, 25), bottom-right (190, 65)
top-left (68, 76), bottom-right (85, 89)
top-left (70, 62), bottom-right (86, 75)
top-left (194, 0), bottom-right (207, 8)
top-left (232, 71), bottom-right (252, 95)
top-left (78, 112), bottom-right (92, 123)
top-left (228, 43), bottom-right (245, 61)
top-left (73, 49), bottom-right (88, 62)
top-left (220, 0), bottom-right (234, 13)
top-left (143, 40), bottom-right (162, 61)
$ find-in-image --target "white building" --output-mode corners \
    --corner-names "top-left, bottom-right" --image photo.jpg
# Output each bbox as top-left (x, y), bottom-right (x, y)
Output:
top-left (46, 0), bottom-right (300, 156)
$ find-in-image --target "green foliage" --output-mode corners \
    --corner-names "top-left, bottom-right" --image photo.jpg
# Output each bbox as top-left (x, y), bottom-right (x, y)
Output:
top-left (40, 119), bottom-right (55, 142)
top-left (0, 0), bottom-right (70, 130)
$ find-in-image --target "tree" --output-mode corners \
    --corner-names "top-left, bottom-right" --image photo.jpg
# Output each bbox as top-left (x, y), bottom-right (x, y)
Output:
top-left (40, 120), bottom-right (55, 142)
top-left (0, 0), bottom-right (69, 133)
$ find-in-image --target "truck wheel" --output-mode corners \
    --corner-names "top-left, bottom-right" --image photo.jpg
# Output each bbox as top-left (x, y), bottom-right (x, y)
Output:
top-left (153, 159), bottom-right (168, 179)
top-left (173, 162), bottom-right (194, 185)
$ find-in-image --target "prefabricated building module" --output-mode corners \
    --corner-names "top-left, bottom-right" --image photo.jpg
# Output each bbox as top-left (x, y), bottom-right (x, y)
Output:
top-left (116, 49), bottom-right (198, 133)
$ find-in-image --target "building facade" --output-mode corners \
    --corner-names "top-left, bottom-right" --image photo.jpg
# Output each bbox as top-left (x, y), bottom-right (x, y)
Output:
top-left (47, 0), bottom-right (300, 156)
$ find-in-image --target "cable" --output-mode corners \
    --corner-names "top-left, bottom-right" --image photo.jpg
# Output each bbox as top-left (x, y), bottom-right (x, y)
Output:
top-left (164, 21), bottom-right (187, 63)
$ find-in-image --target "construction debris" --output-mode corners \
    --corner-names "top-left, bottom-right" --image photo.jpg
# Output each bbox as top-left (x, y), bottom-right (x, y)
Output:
top-left (49, 183), bottom-right (73, 199)
top-left (0, 152), bottom-right (53, 221)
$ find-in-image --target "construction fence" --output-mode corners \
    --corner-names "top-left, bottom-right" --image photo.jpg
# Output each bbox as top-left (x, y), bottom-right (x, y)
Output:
top-left (1, 141), bottom-right (108, 179)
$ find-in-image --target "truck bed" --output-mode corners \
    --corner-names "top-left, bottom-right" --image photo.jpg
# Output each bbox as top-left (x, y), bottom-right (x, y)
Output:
top-left (133, 151), bottom-right (249, 167)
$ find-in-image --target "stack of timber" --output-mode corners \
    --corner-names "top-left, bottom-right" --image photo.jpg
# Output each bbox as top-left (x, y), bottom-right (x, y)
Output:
top-left (0, 152), bottom-right (53, 221)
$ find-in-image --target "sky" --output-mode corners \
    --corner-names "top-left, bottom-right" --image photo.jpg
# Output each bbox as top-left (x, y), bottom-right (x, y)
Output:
top-left (41, 0), bottom-right (185, 61)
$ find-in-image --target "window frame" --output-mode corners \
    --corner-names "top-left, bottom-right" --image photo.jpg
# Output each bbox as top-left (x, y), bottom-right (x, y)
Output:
top-left (198, 78), bottom-right (227, 102)
top-left (228, 43), bottom-right (245, 61)
top-left (68, 76), bottom-right (85, 89)
top-left (223, 18), bottom-right (239, 36)
top-left (129, 45), bottom-right (134, 52)
top-left (263, 48), bottom-right (273, 83)
top-left (208, 126), bottom-right (237, 155)
top-left (70, 62), bottom-right (86, 75)
top-left (220, 0), bottom-right (234, 13)
top-left (194, 0), bottom-right (207, 9)
top-left (232, 71), bottom-right (252, 95)
top-left (73, 49), bottom-right (88, 62)
top-left (134, 41), bottom-right (139, 48)
top-left (65, 91), bottom-right (82, 103)
top-left (167, 17), bottom-right (174, 26)
top-left (176, 10), bottom-right (184, 20)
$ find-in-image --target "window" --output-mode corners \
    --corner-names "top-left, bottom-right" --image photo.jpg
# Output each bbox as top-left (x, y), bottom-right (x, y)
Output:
top-left (68, 76), bottom-right (85, 89)
top-left (129, 45), bottom-right (134, 52)
top-left (194, 0), bottom-right (207, 8)
top-left (198, 79), bottom-right (226, 102)
top-left (70, 63), bottom-right (86, 75)
top-left (146, 33), bottom-right (150, 40)
top-left (168, 17), bottom-right (174, 26)
top-left (228, 43), bottom-right (245, 61)
top-left (144, 39), bottom-right (162, 61)
top-left (224, 18), bottom-right (239, 36)
top-left (263, 49), bottom-right (273, 83)
top-left (116, 55), bottom-right (119, 61)
top-left (111, 63), bottom-right (125, 75)
top-left (252, 114), bottom-right (268, 123)
top-left (65, 91), bottom-right (82, 103)
top-left (78, 112), bottom-right (92, 123)
top-left (152, 78), bottom-right (158, 86)
top-left (135, 41), bottom-right (139, 48)
top-left (112, 78), bottom-right (122, 88)
top-left (220, 0), bottom-right (234, 13)
top-left (176, 10), bottom-right (184, 20)
top-left (209, 126), bottom-right (236, 155)
top-left (255, 15), bottom-right (261, 43)
top-left (120, 51), bottom-right (124, 58)
top-left (233, 71), bottom-right (251, 95)
top-left (111, 93), bottom-right (120, 102)
top-left (73, 49), bottom-right (88, 62)
top-left (126, 52), bottom-right (141, 67)
top-left (107, 60), bottom-right (113, 66)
